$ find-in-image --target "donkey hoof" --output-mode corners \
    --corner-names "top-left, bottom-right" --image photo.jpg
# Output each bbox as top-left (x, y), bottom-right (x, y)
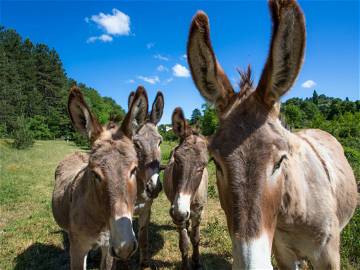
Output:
top-left (140, 260), bottom-right (157, 270)
top-left (181, 261), bottom-right (191, 270)
top-left (192, 261), bottom-right (203, 270)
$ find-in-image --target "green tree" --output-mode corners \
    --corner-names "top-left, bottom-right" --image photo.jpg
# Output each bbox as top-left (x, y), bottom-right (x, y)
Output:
top-left (190, 108), bottom-right (202, 125)
top-left (282, 104), bottom-right (304, 129)
top-left (201, 103), bottom-right (218, 136)
top-left (12, 116), bottom-right (34, 149)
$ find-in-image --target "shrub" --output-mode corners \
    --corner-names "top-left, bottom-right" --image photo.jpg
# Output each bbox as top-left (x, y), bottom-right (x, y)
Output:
top-left (71, 132), bottom-right (90, 149)
top-left (11, 116), bottom-right (34, 149)
top-left (0, 123), bottom-right (7, 138)
top-left (28, 115), bottom-right (53, 140)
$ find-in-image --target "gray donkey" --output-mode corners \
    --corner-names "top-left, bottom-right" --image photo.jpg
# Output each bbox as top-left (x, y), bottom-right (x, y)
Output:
top-left (164, 108), bottom-right (209, 270)
top-left (52, 86), bottom-right (148, 270)
top-left (127, 90), bottom-right (164, 268)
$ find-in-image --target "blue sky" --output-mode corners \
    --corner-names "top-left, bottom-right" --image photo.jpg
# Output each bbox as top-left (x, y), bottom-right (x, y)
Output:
top-left (1, 0), bottom-right (359, 124)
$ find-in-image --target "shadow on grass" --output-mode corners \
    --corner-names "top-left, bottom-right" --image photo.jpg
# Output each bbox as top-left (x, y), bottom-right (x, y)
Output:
top-left (202, 253), bottom-right (232, 270)
top-left (117, 221), bottom-right (174, 269)
top-left (13, 231), bottom-right (101, 270)
top-left (13, 242), bottom-right (69, 270)
top-left (14, 223), bottom-right (172, 270)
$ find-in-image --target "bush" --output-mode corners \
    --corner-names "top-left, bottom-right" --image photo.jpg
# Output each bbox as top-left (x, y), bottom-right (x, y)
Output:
top-left (28, 115), bottom-right (53, 140)
top-left (0, 123), bottom-right (7, 138)
top-left (71, 132), bottom-right (90, 149)
top-left (11, 116), bottom-right (34, 149)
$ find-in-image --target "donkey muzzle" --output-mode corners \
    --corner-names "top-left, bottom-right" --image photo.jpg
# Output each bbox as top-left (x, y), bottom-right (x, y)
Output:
top-left (145, 173), bottom-right (162, 199)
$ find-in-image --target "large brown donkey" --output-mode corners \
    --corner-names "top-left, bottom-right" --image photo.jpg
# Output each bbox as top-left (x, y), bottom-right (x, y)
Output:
top-left (187, 1), bottom-right (358, 269)
top-left (164, 108), bottom-right (208, 270)
top-left (52, 86), bottom-right (149, 270)
top-left (127, 90), bottom-right (164, 267)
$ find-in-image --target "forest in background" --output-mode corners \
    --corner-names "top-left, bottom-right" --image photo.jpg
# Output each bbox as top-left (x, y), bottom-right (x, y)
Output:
top-left (0, 26), bottom-right (125, 147)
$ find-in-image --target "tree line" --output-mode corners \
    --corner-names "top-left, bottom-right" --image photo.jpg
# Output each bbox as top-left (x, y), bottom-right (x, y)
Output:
top-left (0, 26), bottom-right (125, 148)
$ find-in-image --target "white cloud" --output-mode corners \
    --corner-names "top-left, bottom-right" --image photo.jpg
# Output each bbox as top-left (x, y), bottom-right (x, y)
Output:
top-left (137, 75), bottom-right (160, 85)
top-left (90, 8), bottom-right (130, 36)
top-left (87, 34), bottom-right (113, 43)
top-left (147, 42), bottom-right (155, 49)
top-left (172, 64), bottom-right (190, 78)
top-left (301, 80), bottom-right (317, 88)
top-left (157, 65), bottom-right (168, 72)
top-left (181, 54), bottom-right (187, 59)
top-left (86, 9), bottom-right (131, 43)
top-left (163, 77), bottom-right (173, 85)
top-left (126, 79), bottom-right (135, 84)
top-left (154, 54), bottom-right (169, 61)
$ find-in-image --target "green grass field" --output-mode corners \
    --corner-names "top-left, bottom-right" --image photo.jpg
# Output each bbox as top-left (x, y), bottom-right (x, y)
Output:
top-left (0, 140), bottom-right (359, 269)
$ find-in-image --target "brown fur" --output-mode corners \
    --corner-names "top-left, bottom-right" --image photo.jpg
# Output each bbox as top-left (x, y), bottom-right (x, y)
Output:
top-left (164, 108), bottom-right (209, 270)
top-left (130, 90), bottom-right (164, 267)
top-left (52, 86), bottom-right (148, 269)
top-left (187, 1), bottom-right (357, 269)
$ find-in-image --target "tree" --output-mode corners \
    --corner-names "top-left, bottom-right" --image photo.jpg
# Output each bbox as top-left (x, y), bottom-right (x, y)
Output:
top-left (0, 26), bottom-right (126, 144)
top-left (190, 108), bottom-right (202, 125)
top-left (312, 90), bottom-right (319, 105)
top-left (282, 104), bottom-right (304, 129)
top-left (201, 103), bottom-right (218, 136)
top-left (12, 116), bottom-right (34, 149)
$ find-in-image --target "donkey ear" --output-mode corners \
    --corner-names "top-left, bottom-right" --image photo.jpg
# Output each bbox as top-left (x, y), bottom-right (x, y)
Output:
top-left (121, 86), bottom-right (148, 138)
top-left (256, 0), bottom-right (306, 106)
top-left (128, 91), bottom-right (135, 110)
top-left (68, 87), bottom-right (102, 144)
top-left (187, 11), bottom-right (235, 115)
top-left (150, 91), bottom-right (164, 125)
top-left (172, 107), bottom-right (191, 139)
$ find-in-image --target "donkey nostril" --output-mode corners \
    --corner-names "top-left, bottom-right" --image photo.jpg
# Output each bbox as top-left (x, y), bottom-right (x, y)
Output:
top-left (111, 246), bottom-right (116, 257)
top-left (132, 240), bottom-right (138, 254)
top-left (185, 211), bottom-right (190, 219)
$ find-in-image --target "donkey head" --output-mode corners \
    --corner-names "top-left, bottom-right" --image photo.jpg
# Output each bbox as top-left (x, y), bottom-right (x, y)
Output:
top-left (128, 90), bottom-right (164, 200)
top-left (187, 0), bottom-right (305, 268)
top-left (68, 86), bottom-right (148, 260)
top-left (169, 108), bottom-right (208, 225)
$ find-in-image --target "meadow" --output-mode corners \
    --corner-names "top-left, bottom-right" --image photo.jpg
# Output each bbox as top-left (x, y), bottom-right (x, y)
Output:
top-left (0, 140), bottom-right (358, 269)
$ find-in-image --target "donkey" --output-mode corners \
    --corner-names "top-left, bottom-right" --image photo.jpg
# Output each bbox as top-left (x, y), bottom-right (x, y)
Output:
top-left (52, 86), bottom-right (149, 270)
top-left (163, 108), bottom-right (208, 270)
top-left (186, 1), bottom-right (358, 269)
top-left (127, 90), bottom-right (164, 267)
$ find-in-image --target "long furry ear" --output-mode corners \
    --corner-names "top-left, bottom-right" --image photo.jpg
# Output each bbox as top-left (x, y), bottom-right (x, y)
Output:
top-left (187, 11), bottom-right (235, 116)
top-left (68, 87), bottom-right (102, 144)
top-left (150, 91), bottom-right (164, 125)
top-left (121, 86), bottom-right (148, 138)
top-left (172, 107), bottom-right (191, 139)
top-left (128, 91), bottom-right (135, 110)
top-left (256, 0), bottom-right (306, 106)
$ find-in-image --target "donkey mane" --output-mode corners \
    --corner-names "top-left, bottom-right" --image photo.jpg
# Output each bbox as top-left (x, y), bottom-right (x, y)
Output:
top-left (238, 65), bottom-right (254, 93)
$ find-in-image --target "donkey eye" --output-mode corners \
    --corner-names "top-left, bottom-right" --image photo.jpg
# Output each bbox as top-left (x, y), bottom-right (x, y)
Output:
top-left (272, 155), bottom-right (287, 174)
top-left (213, 159), bottom-right (222, 172)
top-left (130, 167), bottom-right (137, 177)
top-left (93, 172), bottom-right (102, 183)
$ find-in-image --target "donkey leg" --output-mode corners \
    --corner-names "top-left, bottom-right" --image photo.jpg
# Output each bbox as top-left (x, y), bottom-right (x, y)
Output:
top-left (69, 236), bottom-right (90, 270)
top-left (100, 245), bottom-right (114, 270)
top-left (273, 240), bottom-right (301, 270)
top-left (190, 210), bottom-right (203, 269)
top-left (178, 225), bottom-right (191, 270)
top-left (138, 201), bottom-right (152, 268)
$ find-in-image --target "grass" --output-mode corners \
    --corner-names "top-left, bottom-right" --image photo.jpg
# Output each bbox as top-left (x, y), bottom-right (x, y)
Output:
top-left (0, 140), bottom-right (358, 269)
top-left (0, 140), bottom-right (231, 270)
